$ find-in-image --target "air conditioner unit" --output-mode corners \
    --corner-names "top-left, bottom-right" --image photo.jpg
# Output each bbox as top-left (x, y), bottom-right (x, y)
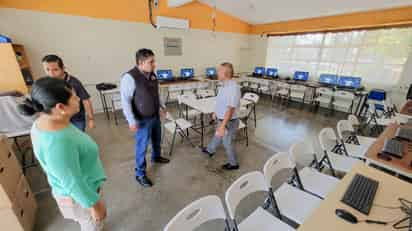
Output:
top-left (157, 16), bottom-right (189, 30)
top-left (168, 0), bottom-right (193, 8)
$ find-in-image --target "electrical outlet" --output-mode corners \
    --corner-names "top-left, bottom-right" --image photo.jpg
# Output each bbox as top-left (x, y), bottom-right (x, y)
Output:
top-left (153, 0), bottom-right (159, 7)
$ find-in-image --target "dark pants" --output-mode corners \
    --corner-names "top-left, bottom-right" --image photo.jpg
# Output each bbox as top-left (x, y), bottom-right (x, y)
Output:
top-left (71, 119), bottom-right (86, 132)
top-left (135, 116), bottom-right (162, 177)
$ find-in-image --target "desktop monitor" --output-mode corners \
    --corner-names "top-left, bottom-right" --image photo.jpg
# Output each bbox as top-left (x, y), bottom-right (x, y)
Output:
top-left (206, 67), bottom-right (217, 77)
top-left (266, 68), bottom-right (278, 77)
top-left (294, 71), bottom-right (309, 81)
top-left (319, 74), bottom-right (338, 85)
top-left (181, 68), bottom-right (194, 78)
top-left (338, 76), bottom-right (362, 89)
top-left (156, 69), bottom-right (173, 80)
top-left (407, 84), bottom-right (412, 100)
top-left (254, 67), bottom-right (265, 75)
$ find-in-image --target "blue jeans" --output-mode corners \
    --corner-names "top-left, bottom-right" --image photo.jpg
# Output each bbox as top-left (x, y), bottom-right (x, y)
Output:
top-left (71, 119), bottom-right (86, 132)
top-left (135, 116), bottom-right (162, 177)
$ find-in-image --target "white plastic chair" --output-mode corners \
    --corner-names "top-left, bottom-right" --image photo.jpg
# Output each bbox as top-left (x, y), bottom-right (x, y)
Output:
top-left (225, 171), bottom-right (295, 231)
top-left (167, 85), bottom-right (184, 103)
top-left (318, 128), bottom-right (362, 177)
top-left (110, 93), bottom-right (122, 125)
top-left (313, 87), bottom-right (334, 108)
top-left (163, 112), bottom-right (195, 156)
top-left (164, 195), bottom-right (230, 231)
top-left (248, 79), bottom-right (259, 93)
top-left (289, 141), bottom-right (340, 198)
top-left (242, 92), bottom-right (259, 128)
top-left (336, 120), bottom-right (375, 159)
top-left (263, 152), bottom-right (322, 225)
top-left (258, 79), bottom-right (271, 95)
top-left (289, 85), bottom-right (306, 103)
top-left (276, 82), bottom-right (290, 99)
top-left (333, 91), bottom-right (355, 113)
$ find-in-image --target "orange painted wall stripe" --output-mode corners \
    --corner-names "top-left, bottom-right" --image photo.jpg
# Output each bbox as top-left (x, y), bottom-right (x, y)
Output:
top-left (251, 6), bottom-right (412, 35)
top-left (0, 0), bottom-right (251, 34)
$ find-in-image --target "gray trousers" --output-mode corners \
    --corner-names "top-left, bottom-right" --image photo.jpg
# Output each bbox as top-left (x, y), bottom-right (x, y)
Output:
top-left (207, 119), bottom-right (239, 166)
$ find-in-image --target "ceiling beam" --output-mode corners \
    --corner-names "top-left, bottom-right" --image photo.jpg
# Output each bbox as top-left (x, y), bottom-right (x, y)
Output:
top-left (250, 6), bottom-right (412, 36)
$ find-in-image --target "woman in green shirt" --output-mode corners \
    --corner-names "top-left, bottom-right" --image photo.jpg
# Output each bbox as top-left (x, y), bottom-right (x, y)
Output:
top-left (19, 78), bottom-right (107, 231)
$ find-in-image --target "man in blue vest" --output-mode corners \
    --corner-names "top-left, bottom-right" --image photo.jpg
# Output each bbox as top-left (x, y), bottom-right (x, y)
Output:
top-left (120, 49), bottom-right (169, 188)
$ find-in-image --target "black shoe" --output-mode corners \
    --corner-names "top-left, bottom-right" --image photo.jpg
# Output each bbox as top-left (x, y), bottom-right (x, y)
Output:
top-left (201, 148), bottom-right (215, 157)
top-left (222, 163), bottom-right (239, 170)
top-left (136, 175), bottom-right (153, 188)
top-left (152, 156), bottom-right (170, 164)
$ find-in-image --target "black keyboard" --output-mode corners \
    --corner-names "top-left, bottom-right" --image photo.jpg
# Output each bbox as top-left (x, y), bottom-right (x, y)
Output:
top-left (341, 174), bottom-right (379, 215)
top-left (383, 138), bottom-right (404, 158)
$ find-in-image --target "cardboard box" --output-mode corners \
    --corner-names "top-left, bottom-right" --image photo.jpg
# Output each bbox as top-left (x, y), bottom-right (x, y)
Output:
top-left (0, 136), bottom-right (23, 208)
top-left (13, 175), bottom-right (37, 231)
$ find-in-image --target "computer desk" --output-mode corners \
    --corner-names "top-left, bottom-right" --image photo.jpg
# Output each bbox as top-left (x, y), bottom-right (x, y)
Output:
top-left (298, 163), bottom-right (412, 231)
top-left (365, 123), bottom-right (412, 179)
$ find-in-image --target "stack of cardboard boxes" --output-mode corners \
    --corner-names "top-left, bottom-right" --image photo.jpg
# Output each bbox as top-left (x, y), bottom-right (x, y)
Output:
top-left (0, 135), bottom-right (37, 231)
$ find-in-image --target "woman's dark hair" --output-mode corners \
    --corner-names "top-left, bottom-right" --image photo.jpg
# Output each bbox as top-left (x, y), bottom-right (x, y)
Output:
top-left (18, 77), bottom-right (73, 116)
top-left (41, 54), bottom-right (64, 69)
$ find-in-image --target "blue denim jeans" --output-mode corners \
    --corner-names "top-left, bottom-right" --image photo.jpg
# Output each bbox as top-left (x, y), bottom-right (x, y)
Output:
top-left (135, 116), bottom-right (162, 177)
top-left (71, 119), bottom-right (86, 132)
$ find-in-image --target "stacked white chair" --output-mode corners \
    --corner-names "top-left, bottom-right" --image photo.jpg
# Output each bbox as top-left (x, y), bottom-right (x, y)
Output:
top-left (263, 152), bottom-right (322, 225)
top-left (248, 79), bottom-right (260, 93)
top-left (164, 195), bottom-right (230, 231)
top-left (289, 85), bottom-right (306, 103)
top-left (258, 79), bottom-right (271, 95)
top-left (313, 87), bottom-right (334, 109)
top-left (225, 171), bottom-right (295, 231)
top-left (318, 128), bottom-right (362, 177)
top-left (336, 120), bottom-right (371, 160)
top-left (289, 141), bottom-right (340, 198)
top-left (333, 91), bottom-right (355, 113)
top-left (163, 112), bottom-right (194, 156)
top-left (110, 93), bottom-right (122, 125)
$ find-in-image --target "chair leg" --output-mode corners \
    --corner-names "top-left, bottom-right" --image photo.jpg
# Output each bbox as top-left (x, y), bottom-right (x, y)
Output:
top-left (111, 100), bottom-right (118, 125)
top-left (168, 129), bottom-right (177, 156)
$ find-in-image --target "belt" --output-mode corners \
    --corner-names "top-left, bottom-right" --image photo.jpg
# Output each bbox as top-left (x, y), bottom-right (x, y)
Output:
top-left (218, 118), bottom-right (238, 122)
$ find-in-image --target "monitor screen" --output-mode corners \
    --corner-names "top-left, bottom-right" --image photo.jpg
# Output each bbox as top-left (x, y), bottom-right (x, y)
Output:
top-left (294, 71), bottom-right (309, 81)
top-left (254, 67), bottom-right (265, 75)
top-left (319, 74), bottom-right (338, 85)
top-left (156, 69), bottom-right (173, 80)
top-left (338, 76), bottom-right (362, 89)
top-left (181, 68), bottom-right (194, 78)
top-left (206, 67), bottom-right (217, 77)
top-left (266, 68), bottom-right (278, 77)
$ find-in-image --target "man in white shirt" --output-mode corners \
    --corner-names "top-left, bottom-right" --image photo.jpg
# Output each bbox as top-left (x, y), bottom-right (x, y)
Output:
top-left (202, 62), bottom-right (241, 170)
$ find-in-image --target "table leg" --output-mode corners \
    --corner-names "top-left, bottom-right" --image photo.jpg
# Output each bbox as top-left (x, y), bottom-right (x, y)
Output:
top-left (201, 113), bottom-right (205, 148)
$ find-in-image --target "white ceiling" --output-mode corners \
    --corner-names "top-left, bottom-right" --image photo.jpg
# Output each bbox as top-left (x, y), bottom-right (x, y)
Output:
top-left (199, 0), bottom-right (412, 24)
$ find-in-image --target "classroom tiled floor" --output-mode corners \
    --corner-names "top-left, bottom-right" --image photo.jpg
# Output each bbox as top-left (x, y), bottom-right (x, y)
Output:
top-left (28, 98), bottom-right (347, 231)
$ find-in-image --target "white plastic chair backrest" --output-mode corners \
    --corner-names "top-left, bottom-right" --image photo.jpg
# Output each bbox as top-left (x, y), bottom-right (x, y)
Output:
top-left (198, 89), bottom-right (215, 98)
top-left (225, 171), bottom-right (269, 219)
top-left (335, 91), bottom-right (354, 100)
top-left (318, 128), bottom-right (339, 152)
top-left (289, 141), bottom-right (319, 166)
top-left (291, 85), bottom-right (306, 91)
top-left (347, 114), bottom-right (360, 126)
top-left (177, 93), bottom-right (197, 104)
top-left (263, 152), bottom-right (296, 187)
top-left (243, 92), bottom-right (259, 104)
top-left (278, 82), bottom-right (290, 88)
top-left (336, 120), bottom-right (355, 140)
top-left (164, 195), bottom-right (227, 231)
top-left (317, 87), bottom-right (333, 96)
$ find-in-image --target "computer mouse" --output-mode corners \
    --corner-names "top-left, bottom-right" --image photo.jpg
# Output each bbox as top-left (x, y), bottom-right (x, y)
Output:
top-left (335, 209), bottom-right (358, 224)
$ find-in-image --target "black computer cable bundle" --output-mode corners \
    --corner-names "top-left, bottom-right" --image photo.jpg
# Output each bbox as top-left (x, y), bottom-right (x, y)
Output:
top-left (392, 198), bottom-right (412, 230)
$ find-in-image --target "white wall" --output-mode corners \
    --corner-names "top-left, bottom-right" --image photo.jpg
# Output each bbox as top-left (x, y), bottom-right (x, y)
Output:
top-left (0, 8), bottom-right (253, 110)
top-left (391, 51), bottom-right (412, 107)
